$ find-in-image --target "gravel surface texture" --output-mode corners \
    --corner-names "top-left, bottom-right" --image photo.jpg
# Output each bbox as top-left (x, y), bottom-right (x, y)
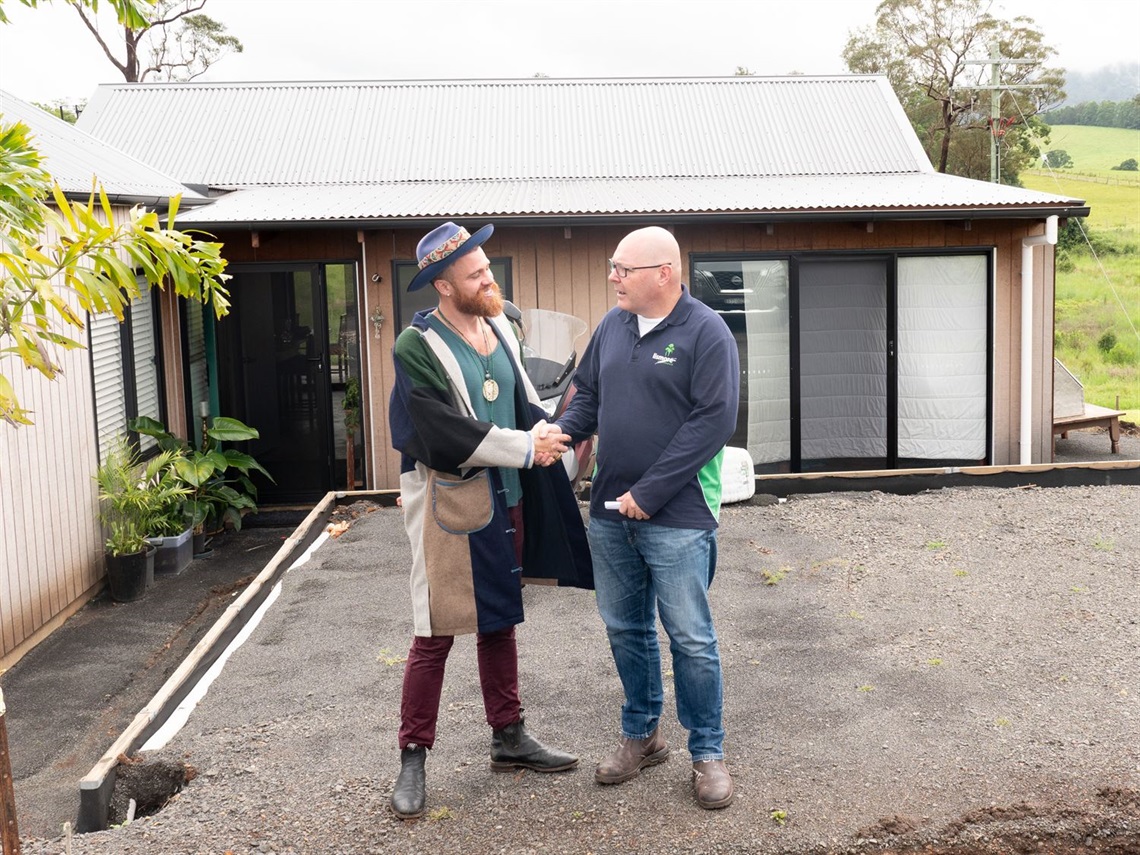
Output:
top-left (18, 483), bottom-right (1140, 855)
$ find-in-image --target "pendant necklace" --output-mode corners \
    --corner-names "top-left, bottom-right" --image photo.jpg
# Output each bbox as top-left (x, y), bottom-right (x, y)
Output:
top-left (436, 308), bottom-right (499, 403)
top-left (476, 320), bottom-right (499, 402)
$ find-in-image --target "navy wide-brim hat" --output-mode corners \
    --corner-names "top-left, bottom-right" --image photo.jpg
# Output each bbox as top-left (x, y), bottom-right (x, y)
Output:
top-left (407, 222), bottom-right (495, 292)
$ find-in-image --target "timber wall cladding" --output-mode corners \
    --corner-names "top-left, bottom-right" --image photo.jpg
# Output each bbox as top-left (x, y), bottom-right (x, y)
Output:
top-left (0, 229), bottom-right (103, 664)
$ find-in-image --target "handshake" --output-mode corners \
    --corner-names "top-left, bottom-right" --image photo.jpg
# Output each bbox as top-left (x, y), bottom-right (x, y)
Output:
top-left (530, 420), bottom-right (570, 468)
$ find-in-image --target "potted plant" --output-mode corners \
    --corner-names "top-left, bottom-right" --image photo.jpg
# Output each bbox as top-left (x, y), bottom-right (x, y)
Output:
top-left (142, 452), bottom-right (194, 576)
top-left (94, 437), bottom-right (167, 601)
top-left (129, 415), bottom-right (273, 555)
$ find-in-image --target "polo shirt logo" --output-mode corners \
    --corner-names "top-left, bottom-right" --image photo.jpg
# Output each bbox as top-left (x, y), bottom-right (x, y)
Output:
top-left (653, 343), bottom-right (678, 365)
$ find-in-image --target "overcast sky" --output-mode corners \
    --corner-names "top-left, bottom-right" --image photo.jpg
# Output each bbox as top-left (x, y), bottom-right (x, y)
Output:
top-left (0, 0), bottom-right (1137, 106)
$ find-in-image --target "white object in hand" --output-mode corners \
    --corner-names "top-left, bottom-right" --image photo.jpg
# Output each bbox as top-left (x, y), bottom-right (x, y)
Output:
top-left (604, 501), bottom-right (621, 510)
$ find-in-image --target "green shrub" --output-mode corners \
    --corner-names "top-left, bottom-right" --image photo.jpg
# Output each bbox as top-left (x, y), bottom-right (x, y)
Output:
top-left (1097, 331), bottom-right (1118, 354)
top-left (1106, 340), bottom-right (1137, 367)
top-left (1044, 150), bottom-right (1073, 169)
top-left (1111, 158), bottom-right (1138, 171)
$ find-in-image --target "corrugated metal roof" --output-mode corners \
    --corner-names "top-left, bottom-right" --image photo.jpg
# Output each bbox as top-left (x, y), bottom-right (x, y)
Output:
top-left (78, 77), bottom-right (932, 186)
top-left (0, 89), bottom-right (206, 204)
top-left (74, 77), bottom-right (1085, 225)
top-left (179, 174), bottom-right (1084, 226)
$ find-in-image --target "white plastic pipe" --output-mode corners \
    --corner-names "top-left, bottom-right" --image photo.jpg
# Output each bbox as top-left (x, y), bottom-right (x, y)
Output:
top-left (1020, 215), bottom-right (1059, 464)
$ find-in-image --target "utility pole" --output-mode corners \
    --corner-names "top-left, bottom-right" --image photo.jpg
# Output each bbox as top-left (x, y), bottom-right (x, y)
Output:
top-left (966, 43), bottom-right (1044, 183)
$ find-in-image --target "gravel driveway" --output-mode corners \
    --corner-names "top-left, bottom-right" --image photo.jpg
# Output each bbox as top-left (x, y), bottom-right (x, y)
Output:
top-left (19, 484), bottom-right (1140, 854)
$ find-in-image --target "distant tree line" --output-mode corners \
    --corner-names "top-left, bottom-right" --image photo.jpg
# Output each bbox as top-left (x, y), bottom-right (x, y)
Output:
top-left (1042, 97), bottom-right (1140, 130)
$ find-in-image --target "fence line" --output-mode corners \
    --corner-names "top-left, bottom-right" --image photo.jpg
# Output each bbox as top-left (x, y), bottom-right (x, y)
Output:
top-left (1024, 169), bottom-right (1140, 187)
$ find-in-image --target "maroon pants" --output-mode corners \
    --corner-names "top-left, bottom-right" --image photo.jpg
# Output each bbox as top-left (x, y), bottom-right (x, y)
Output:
top-left (397, 505), bottom-right (525, 749)
top-left (397, 626), bottom-right (521, 748)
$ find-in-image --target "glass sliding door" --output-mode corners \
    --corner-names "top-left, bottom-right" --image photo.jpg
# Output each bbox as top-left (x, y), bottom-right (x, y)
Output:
top-left (216, 262), bottom-right (361, 503)
top-left (896, 255), bottom-right (989, 464)
top-left (741, 261), bottom-right (790, 466)
top-left (691, 250), bottom-right (990, 475)
top-left (797, 258), bottom-right (889, 470)
top-left (325, 262), bottom-right (363, 490)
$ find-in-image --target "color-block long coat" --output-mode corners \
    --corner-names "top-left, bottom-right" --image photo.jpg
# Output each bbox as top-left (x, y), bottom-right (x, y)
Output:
top-left (389, 308), bottom-right (593, 637)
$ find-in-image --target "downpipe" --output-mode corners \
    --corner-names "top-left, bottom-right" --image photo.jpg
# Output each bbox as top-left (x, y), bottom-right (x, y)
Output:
top-left (1020, 215), bottom-right (1058, 465)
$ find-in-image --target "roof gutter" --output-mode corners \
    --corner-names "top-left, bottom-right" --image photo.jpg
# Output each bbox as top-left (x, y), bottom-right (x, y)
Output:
top-left (57, 190), bottom-right (212, 210)
top-left (176, 205), bottom-right (1091, 232)
top-left (1020, 216), bottom-right (1058, 465)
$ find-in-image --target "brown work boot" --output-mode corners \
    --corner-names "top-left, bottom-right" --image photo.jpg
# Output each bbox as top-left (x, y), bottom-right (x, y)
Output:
top-left (692, 759), bottom-right (734, 809)
top-left (595, 726), bottom-right (670, 784)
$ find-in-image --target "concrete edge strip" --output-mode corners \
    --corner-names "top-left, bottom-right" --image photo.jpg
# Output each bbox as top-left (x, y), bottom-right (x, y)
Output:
top-left (754, 459), bottom-right (1140, 482)
top-left (76, 492), bottom-right (339, 832)
top-left (747, 459), bottom-right (1140, 496)
top-left (140, 530), bottom-right (331, 754)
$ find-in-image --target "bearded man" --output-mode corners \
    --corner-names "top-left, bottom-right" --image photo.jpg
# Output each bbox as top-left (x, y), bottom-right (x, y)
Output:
top-left (387, 222), bottom-right (593, 819)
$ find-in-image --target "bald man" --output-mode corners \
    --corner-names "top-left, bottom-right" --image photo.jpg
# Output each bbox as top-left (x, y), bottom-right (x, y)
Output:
top-left (553, 226), bottom-right (740, 809)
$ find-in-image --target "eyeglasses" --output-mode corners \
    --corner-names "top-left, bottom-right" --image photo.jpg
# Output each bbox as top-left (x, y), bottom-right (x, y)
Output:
top-left (608, 259), bottom-right (671, 279)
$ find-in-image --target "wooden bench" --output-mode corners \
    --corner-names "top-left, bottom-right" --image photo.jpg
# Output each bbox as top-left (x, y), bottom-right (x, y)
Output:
top-left (1052, 404), bottom-right (1126, 456)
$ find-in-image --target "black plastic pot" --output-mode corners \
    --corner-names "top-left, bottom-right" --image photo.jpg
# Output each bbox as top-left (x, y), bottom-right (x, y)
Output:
top-left (192, 530), bottom-right (213, 558)
top-left (105, 547), bottom-right (154, 602)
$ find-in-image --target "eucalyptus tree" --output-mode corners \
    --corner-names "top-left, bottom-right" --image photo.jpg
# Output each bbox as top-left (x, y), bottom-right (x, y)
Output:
top-left (70, 0), bottom-right (243, 82)
top-left (844, 0), bottom-right (1065, 179)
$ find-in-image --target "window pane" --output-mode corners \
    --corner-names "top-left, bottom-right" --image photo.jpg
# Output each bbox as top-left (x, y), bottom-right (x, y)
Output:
top-left (186, 298), bottom-right (209, 448)
top-left (130, 290), bottom-right (160, 452)
top-left (90, 310), bottom-right (127, 458)
top-left (897, 255), bottom-right (987, 460)
top-left (326, 263), bottom-right (358, 387)
top-left (692, 259), bottom-right (790, 466)
top-left (799, 259), bottom-right (887, 463)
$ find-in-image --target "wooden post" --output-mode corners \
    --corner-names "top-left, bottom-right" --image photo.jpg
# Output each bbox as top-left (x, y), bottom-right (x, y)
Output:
top-left (0, 687), bottom-right (20, 855)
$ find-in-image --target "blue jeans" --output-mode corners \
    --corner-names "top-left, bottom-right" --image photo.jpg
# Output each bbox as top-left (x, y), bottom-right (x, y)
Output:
top-left (587, 517), bottom-right (724, 761)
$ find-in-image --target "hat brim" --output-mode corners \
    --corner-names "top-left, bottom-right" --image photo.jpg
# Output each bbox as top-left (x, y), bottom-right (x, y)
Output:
top-left (407, 224), bottom-right (495, 292)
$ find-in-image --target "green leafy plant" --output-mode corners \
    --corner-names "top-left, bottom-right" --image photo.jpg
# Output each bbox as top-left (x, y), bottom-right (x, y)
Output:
top-left (95, 436), bottom-right (187, 556)
top-left (343, 375), bottom-right (361, 488)
top-left (343, 375), bottom-right (361, 432)
top-left (145, 452), bottom-right (194, 537)
top-left (131, 415), bottom-right (272, 533)
top-left (770, 809), bottom-right (788, 826)
top-left (0, 118), bottom-right (230, 427)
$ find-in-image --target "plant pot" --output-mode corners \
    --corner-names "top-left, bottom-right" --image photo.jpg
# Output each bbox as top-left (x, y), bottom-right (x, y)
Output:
top-left (105, 547), bottom-right (154, 602)
top-left (147, 527), bottom-right (193, 576)
top-left (192, 529), bottom-right (213, 559)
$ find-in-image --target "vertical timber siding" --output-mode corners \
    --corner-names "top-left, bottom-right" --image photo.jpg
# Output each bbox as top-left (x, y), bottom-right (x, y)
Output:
top-left (0, 204), bottom-right (199, 668)
top-left (0, 220), bottom-right (104, 668)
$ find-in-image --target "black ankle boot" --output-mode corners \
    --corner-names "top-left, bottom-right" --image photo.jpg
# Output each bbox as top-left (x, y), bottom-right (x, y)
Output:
top-left (391, 744), bottom-right (426, 818)
top-left (489, 717), bottom-right (579, 773)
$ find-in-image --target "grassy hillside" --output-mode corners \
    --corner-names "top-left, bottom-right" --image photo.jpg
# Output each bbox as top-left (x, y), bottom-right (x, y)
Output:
top-left (1026, 124), bottom-right (1140, 178)
top-left (1021, 126), bottom-right (1139, 423)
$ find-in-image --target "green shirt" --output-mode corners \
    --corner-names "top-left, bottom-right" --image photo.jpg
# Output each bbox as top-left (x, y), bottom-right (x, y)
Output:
top-left (428, 313), bottom-right (521, 507)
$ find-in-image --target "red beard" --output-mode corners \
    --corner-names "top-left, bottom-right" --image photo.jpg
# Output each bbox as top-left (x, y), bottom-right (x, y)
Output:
top-left (453, 281), bottom-right (504, 318)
